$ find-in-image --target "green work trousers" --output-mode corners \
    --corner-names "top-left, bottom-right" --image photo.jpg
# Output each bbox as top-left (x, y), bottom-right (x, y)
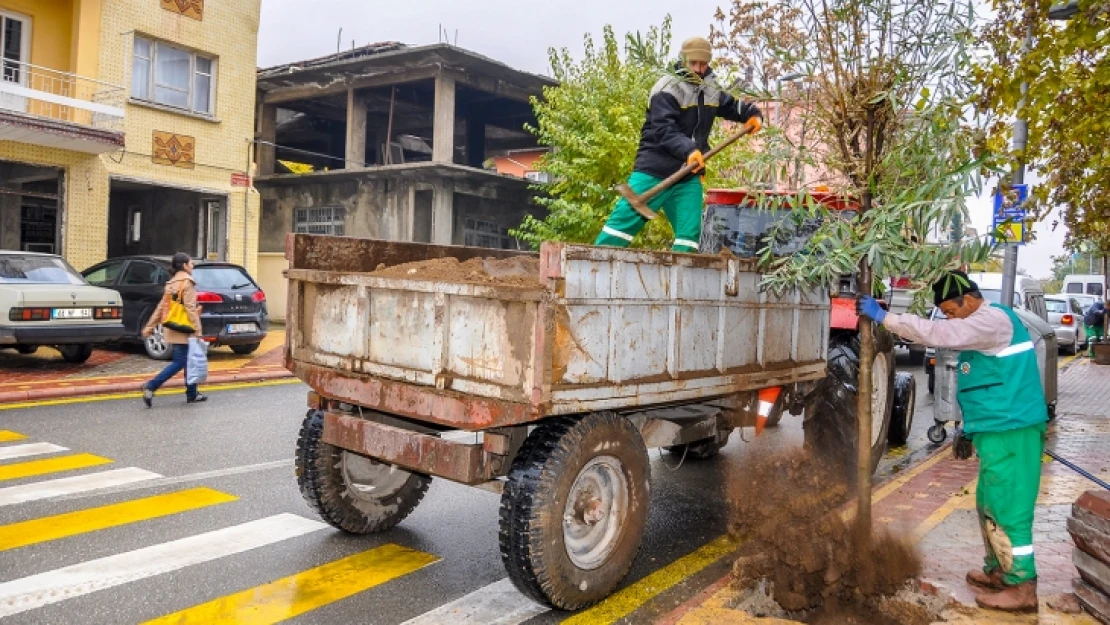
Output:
top-left (1086, 325), bottom-right (1103, 357)
top-left (972, 423), bottom-right (1045, 585)
top-left (595, 171), bottom-right (705, 253)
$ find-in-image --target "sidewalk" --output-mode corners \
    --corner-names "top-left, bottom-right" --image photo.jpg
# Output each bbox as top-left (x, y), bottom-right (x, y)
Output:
top-left (668, 358), bottom-right (1110, 624)
top-left (0, 329), bottom-right (291, 403)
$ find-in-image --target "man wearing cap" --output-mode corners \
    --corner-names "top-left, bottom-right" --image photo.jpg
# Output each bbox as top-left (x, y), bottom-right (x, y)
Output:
top-left (857, 271), bottom-right (1047, 613)
top-left (594, 36), bottom-right (762, 253)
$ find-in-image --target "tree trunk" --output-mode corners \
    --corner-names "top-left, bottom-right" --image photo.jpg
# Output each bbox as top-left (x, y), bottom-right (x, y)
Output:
top-left (856, 107), bottom-right (877, 543)
top-left (1103, 256), bottom-right (1108, 339)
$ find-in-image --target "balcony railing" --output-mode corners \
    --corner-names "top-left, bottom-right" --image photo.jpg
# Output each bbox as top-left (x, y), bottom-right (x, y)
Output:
top-left (0, 60), bottom-right (125, 132)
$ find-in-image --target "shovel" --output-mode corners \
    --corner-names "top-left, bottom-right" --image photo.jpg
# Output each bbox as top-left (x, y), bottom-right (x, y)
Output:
top-left (616, 117), bottom-right (761, 220)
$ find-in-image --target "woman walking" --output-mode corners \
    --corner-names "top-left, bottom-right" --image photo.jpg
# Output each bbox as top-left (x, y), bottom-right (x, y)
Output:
top-left (141, 253), bottom-right (208, 407)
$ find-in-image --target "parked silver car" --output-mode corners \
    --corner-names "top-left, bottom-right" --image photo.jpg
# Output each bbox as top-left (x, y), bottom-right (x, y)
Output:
top-left (1045, 295), bottom-right (1085, 355)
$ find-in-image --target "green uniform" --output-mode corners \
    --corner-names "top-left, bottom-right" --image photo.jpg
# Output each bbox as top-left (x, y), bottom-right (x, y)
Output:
top-left (958, 304), bottom-right (1048, 585)
top-left (594, 171), bottom-right (704, 253)
top-left (1086, 324), bottom-right (1103, 357)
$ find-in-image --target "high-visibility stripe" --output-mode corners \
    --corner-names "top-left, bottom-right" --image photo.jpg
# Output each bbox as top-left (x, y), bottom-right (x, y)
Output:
top-left (0, 514), bottom-right (328, 618)
top-left (143, 543), bottom-right (439, 625)
top-left (401, 578), bottom-right (548, 625)
top-left (673, 239), bottom-right (700, 250)
top-left (996, 341), bottom-right (1034, 357)
top-left (0, 453), bottom-right (112, 482)
top-left (0, 487), bottom-right (236, 552)
top-left (601, 226), bottom-right (634, 242)
top-left (1011, 545), bottom-right (1034, 556)
top-left (0, 443), bottom-right (68, 461)
top-left (0, 431), bottom-right (27, 443)
top-left (757, 401), bottom-right (774, 416)
top-left (0, 467), bottom-right (162, 507)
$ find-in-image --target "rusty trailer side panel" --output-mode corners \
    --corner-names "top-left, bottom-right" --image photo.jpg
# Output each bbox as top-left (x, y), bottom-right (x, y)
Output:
top-left (285, 234), bottom-right (830, 429)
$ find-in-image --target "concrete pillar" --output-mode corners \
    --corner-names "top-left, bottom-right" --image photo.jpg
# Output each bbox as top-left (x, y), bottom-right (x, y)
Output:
top-left (432, 182), bottom-right (454, 245)
top-left (256, 103), bottom-right (277, 176)
top-left (346, 89), bottom-right (368, 169)
top-left (0, 193), bottom-right (20, 250)
top-left (465, 114), bottom-right (486, 168)
top-left (433, 74), bottom-right (456, 164)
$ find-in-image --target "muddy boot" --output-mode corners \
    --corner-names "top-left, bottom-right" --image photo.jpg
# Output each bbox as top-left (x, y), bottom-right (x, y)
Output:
top-left (975, 580), bottom-right (1038, 613)
top-left (966, 568), bottom-right (1005, 591)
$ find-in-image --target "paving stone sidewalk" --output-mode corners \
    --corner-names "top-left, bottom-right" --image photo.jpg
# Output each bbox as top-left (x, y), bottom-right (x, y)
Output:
top-left (665, 358), bottom-right (1110, 624)
top-left (0, 329), bottom-right (290, 403)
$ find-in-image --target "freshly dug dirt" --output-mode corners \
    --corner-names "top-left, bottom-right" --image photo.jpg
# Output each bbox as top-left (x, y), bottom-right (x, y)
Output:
top-left (369, 256), bottom-right (541, 288)
top-left (726, 450), bottom-right (930, 624)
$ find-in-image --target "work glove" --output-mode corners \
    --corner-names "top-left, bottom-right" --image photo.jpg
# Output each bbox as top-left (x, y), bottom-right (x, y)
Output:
top-left (687, 150), bottom-right (706, 174)
top-left (953, 428), bottom-right (974, 460)
top-left (856, 295), bottom-right (887, 324)
top-left (745, 116), bottom-right (763, 134)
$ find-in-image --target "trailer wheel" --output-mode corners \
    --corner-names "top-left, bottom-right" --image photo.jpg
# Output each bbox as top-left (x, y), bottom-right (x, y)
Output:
top-left (499, 412), bottom-right (650, 610)
top-left (804, 329), bottom-right (895, 483)
top-left (887, 372), bottom-right (916, 446)
top-left (295, 410), bottom-right (430, 534)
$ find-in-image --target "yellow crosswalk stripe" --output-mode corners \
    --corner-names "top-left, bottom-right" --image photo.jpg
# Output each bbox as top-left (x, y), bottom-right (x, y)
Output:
top-left (0, 487), bottom-right (236, 552)
top-left (142, 543), bottom-right (439, 624)
top-left (0, 431), bottom-right (27, 443)
top-left (0, 453), bottom-right (112, 482)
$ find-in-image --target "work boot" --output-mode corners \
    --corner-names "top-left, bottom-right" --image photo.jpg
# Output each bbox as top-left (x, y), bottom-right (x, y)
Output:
top-left (975, 580), bottom-right (1038, 613)
top-left (966, 568), bottom-right (1005, 591)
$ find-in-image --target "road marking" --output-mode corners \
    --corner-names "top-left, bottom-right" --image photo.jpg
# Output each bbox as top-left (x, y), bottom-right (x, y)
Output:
top-left (143, 543), bottom-right (439, 624)
top-left (0, 467), bottom-right (163, 507)
top-left (0, 453), bottom-right (112, 482)
top-left (0, 378), bottom-right (301, 411)
top-left (561, 535), bottom-right (739, 625)
top-left (400, 578), bottom-right (549, 625)
top-left (0, 443), bottom-right (67, 461)
top-left (911, 476), bottom-right (979, 543)
top-left (0, 487), bottom-right (236, 552)
top-left (0, 513), bottom-right (327, 618)
top-left (47, 459), bottom-right (291, 505)
top-left (0, 431), bottom-right (27, 443)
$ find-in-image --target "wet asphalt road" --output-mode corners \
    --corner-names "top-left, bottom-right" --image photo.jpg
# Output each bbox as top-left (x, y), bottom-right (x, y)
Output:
top-left (0, 351), bottom-right (942, 625)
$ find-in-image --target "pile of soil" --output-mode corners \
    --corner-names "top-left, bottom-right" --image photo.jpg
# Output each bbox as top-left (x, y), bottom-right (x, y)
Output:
top-left (726, 450), bottom-right (933, 624)
top-left (369, 256), bottom-right (541, 288)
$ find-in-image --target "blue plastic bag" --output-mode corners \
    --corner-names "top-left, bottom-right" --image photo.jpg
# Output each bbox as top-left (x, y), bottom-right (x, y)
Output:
top-left (187, 337), bottom-right (209, 386)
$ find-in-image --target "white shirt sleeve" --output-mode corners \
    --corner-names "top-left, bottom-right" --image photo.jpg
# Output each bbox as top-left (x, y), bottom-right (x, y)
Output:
top-left (882, 305), bottom-right (1013, 355)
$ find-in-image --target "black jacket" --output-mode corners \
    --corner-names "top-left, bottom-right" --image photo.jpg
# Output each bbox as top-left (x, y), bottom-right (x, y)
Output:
top-left (633, 65), bottom-right (761, 180)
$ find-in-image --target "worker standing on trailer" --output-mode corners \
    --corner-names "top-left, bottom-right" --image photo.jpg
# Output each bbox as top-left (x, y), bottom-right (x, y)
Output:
top-left (857, 271), bottom-right (1047, 613)
top-left (594, 36), bottom-right (762, 253)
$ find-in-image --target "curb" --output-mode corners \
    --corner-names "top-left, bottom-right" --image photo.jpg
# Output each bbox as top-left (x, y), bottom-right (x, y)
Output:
top-left (0, 368), bottom-right (294, 404)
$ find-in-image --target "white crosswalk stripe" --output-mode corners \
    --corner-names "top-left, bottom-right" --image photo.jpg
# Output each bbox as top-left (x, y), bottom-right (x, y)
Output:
top-left (400, 578), bottom-right (549, 625)
top-left (0, 513), bottom-right (328, 618)
top-left (0, 443), bottom-right (68, 461)
top-left (0, 467), bottom-right (162, 507)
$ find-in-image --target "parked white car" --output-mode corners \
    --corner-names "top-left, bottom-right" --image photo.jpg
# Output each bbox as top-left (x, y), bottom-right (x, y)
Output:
top-left (0, 252), bottom-right (125, 363)
top-left (1045, 295), bottom-right (1085, 355)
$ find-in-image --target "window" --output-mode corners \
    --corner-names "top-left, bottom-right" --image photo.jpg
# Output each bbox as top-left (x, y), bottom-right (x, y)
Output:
top-left (294, 206), bottom-right (345, 236)
top-left (1088, 283), bottom-right (1104, 296)
top-left (1045, 300), bottom-right (1068, 314)
top-left (1066, 283), bottom-right (1083, 294)
top-left (0, 255), bottom-right (85, 285)
top-left (83, 261), bottom-right (126, 286)
top-left (132, 36), bottom-right (216, 115)
top-left (194, 266), bottom-right (254, 290)
top-left (464, 218), bottom-right (516, 249)
top-left (121, 261), bottom-right (166, 286)
top-left (524, 171), bottom-right (551, 183)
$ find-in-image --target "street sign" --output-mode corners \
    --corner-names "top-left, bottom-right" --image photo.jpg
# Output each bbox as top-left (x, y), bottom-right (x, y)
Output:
top-left (992, 184), bottom-right (1029, 246)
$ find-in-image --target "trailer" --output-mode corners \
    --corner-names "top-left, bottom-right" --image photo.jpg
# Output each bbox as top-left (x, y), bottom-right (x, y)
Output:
top-left (284, 232), bottom-right (846, 609)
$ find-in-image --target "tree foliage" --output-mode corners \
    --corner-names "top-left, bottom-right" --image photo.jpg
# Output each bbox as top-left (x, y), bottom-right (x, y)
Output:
top-left (976, 1), bottom-right (1110, 255)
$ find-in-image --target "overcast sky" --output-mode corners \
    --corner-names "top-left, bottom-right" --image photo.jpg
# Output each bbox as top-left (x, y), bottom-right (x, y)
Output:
top-left (258, 0), bottom-right (1066, 278)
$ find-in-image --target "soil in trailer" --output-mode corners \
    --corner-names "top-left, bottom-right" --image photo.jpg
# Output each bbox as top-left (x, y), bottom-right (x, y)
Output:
top-left (726, 450), bottom-right (940, 625)
top-left (370, 256), bottom-right (541, 288)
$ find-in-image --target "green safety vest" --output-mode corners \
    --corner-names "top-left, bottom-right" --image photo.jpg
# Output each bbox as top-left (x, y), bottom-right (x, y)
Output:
top-left (957, 304), bottom-right (1048, 434)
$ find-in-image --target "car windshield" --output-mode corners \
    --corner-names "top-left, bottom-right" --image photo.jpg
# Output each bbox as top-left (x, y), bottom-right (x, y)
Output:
top-left (1045, 300), bottom-right (1068, 313)
top-left (193, 266), bottom-right (254, 290)
top-left (702, 205), bottom-right (858, 257)
top-left (979, 289), bottom-right (1002, 304)
top-left (0, 255), bottom-right (86, 285)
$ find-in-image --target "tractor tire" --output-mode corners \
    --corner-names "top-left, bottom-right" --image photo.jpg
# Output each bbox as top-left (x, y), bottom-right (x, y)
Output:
top-left (887, 371), bottom-right (917, 447)
top-left (499, 412), bottom-right (650, 610)
top-left (295, 410), bottom-right (430, 534)
top-left (662, 427), bottom-right (732, 460)
top-left (804, 328), bottom-right (896, 484)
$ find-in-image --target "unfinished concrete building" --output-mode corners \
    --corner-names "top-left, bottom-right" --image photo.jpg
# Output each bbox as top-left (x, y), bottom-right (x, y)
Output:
top-left (252, 43), bottom-right (555, 313)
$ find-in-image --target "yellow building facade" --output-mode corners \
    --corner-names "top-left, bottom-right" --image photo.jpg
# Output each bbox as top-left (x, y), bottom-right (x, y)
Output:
top-left (0, 0), bottom-right (261, 274)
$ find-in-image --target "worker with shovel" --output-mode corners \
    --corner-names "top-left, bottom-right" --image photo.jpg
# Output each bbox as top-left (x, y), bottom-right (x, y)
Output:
top-left (594, 36), bottom-right (762, 253)
top-left (857, 271), bottom-right (1047, 613)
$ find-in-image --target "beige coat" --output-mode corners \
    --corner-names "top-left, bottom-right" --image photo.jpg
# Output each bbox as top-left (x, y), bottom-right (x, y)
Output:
top-left (144, 272), bottom-right (202, 345)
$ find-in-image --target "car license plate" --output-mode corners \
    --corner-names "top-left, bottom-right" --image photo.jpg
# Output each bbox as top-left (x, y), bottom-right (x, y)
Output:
top-left (53, 308), bottom-right (92, 319)
top-left (227, 323), bottom-right (256, 334)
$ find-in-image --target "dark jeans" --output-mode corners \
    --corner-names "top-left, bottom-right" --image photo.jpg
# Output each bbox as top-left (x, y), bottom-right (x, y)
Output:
top-left (147, 343), bottom-right (198, 399)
